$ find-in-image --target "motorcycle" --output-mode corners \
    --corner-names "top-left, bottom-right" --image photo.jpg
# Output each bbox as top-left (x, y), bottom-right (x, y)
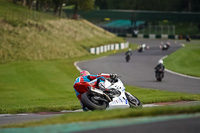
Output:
top-left (125, 54), bottom-right (131, 62)
top-left (155, 69), bottom-right (164, 81)
top-left (161, 43), bottom-right (170, 51)
top-left (138, 47), bottom-right (144, 52)
top-left (137, 44), bottom-right (150, 53)
top-left (186, 36), bottom-right (191, 42)
top-left (81, 76), bottom-right (142, 111)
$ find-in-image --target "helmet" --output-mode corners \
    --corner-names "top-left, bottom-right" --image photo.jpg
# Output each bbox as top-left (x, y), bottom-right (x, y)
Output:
top-left (158, 60), bottom-right (163, 64)
top-left (142, 43), bottom-right (146, 48)
top-left (129, 48), bottom-right (132, 51)
top-left (80, 70), bottom-right (90, 76)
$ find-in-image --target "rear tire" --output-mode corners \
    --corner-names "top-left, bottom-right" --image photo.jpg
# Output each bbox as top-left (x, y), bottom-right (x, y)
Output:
top-left (157, 77), bottom-right (162, 82)
top-left (81, 92), bottom-right (107, 111)
top-left (126, 56), bottom-right (130, 62)
top-left (156, 72), bottom-right (162, 82)
top-left (125, 92), bottom-right (142, 108)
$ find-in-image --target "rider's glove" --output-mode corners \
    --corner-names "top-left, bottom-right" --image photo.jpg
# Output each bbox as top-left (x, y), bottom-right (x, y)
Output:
top-left (110, 74), bottom-right (117, 80)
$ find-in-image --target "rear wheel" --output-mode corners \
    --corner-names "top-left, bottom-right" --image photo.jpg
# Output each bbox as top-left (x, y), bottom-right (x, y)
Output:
top-left (157, 77), bottom-right (162, 81)
top-left (156, 72), bottom-right (162, 82)
top-left (81, 92), bottom-right (107, 111)
top-left (125, 92), bottom-right (142, 108)
top-left (126, 56), bottom-right (130, 62)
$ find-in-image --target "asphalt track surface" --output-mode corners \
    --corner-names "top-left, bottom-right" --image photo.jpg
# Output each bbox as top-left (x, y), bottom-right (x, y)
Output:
top-left (0, 113), bottom-right (62, 126)
top-left (75, 116), bottom-right (200, 133)
top-left (77, 38), bottom-right (200, 94)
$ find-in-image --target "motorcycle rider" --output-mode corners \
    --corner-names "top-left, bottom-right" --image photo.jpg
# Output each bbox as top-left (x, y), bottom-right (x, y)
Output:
top-left (125, 48), bottom-right (132, 62)
top-left (125, 48), bottom-right (132, 56)
top-left (73, 70), bottom-right (117, 111)
top-left (154, 60), bottom-right (165, 78)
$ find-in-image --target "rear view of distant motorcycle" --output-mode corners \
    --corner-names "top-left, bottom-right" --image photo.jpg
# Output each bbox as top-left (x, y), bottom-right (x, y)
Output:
top-left (125, 48), bottom-right (132, 62)
top-left (160, 42), bottom-right (170, 51)
top-left (155, 68), bottom-right (164, 81)
top-left (155, 60), bottom-right (165, 82)
top-left (137, 43), bottom-right (150, 52)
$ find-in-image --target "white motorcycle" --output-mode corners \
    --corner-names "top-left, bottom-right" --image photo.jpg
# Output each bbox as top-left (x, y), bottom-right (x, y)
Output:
top-left (81, 76), bottom-right (142, 111)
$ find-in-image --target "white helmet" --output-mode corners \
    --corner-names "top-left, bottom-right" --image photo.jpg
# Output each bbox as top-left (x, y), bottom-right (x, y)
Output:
top-left (129, 48), bottom-right (132, 51)
top-left (142, 43), bottom-right (146, 48)
top-left (158, 60), bottom-right (163, 64)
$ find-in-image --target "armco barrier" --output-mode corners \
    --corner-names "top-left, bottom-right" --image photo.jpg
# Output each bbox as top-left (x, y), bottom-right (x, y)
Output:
top-left (90, 42), bottom-right (129, 54)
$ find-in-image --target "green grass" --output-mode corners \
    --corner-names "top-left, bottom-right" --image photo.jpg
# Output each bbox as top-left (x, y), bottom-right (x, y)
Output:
top-left (0, 60), bottom-right (80, 114)
top-left (126, 86), bottom-right (200, 103)
top-left (0, 18), bottom-right (124, 64)
top-left (164, 40), bottom-right (200, 77)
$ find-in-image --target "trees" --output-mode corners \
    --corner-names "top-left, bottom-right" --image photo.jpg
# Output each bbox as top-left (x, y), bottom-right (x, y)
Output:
top-left (95, 0), bottom-right (200, 12)
top-left (11, 0), bottom-right (94, 18)
top-left (66, 0), bottom-right (94, 19)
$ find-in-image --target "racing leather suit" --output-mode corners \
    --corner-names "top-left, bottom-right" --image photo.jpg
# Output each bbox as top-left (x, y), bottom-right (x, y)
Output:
top-left (155, 64), bottom-right (165, 77)
top-left (73, 73), bottom-right (111, 101)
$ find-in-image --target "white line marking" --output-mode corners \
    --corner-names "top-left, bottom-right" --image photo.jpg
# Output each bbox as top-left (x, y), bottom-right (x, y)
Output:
top-left (0, 114), bottom-right (12, 117)
top-left (61, 109), bottom-right (83, 113)
top-left (161, 55), bottom-right (200, 80)
top-left (74, 56), bottom-right (108, 72)
top-left (74, 61), bottom-right (82, 72)
top-left (142, 104), bottom-right (160, 107)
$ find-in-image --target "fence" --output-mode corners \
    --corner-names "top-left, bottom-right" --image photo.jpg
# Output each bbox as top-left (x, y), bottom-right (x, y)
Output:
top-left (90, 42), bottom-right (129, 54)
top-left (139, 25), bottom-right (175, 35)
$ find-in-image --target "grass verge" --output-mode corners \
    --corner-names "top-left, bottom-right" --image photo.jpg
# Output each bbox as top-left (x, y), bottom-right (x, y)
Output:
top-left (164, 40), bottom-right (200, 77)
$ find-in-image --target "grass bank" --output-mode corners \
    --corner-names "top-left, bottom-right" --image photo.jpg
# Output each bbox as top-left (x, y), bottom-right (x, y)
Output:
top-left (0, 18), bottom-right (123, 63)
top-left (164, 40), bottom-right (200, 77)
top-left (0, 0), bottom-right (124, 64)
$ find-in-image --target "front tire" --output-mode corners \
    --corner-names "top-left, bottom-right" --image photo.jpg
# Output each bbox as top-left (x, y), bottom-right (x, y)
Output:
top-left (81, 92), bottom-right (107, 111)
top-left (125, 92), bottom-right (142, 108)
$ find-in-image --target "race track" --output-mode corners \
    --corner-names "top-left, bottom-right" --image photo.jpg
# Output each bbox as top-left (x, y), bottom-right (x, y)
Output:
top-left (77, 38), bottom-right (200, 94)
top-left (1, 39), bottom-right (200, 131)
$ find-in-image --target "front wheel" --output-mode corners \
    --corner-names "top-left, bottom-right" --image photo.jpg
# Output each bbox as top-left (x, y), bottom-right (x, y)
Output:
top-left (125, 92), bottom-right (142, 108)
top-left (81, 92), bottom-right (107, 111)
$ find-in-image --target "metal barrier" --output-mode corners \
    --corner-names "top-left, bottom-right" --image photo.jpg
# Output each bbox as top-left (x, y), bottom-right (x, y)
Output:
top-left (90, 42), bottom-right (129, 54)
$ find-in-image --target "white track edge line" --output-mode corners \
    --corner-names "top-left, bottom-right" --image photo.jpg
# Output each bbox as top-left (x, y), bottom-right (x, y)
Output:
top-left (160, 55), bottom-right (200, 80)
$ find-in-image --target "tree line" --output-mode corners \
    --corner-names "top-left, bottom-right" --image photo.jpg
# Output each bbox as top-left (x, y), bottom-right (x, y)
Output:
top-left (10, 0), bottom-right (200, 18)
top-left (11, 0), bottom-right (94, 18)
top-left (95, 0), bottom-right (200, 12)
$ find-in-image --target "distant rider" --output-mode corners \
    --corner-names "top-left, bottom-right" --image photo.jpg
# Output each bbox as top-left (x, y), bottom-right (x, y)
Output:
top-left (125, 48), bottom-right (132, 56)
top-left (73, 70), bottom-right (117, 111)
top-left (154, 60), bottom-right (165, 77)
